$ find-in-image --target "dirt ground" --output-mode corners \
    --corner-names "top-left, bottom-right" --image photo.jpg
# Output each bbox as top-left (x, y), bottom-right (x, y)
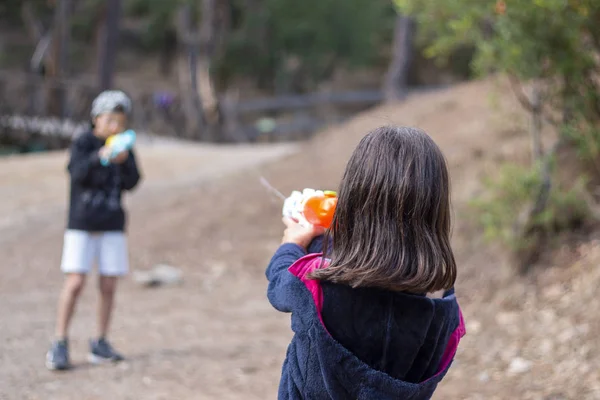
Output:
top-left (0, 79), bottom-right (598, 400)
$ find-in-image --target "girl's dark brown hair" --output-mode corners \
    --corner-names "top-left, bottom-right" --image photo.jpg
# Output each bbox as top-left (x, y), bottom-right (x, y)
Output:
top-left (310, 126), bottom-right (456, 293)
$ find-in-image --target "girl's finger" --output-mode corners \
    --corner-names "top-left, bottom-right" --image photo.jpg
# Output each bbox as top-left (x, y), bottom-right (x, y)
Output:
top-left (282, 216), bottom-right (298, 227)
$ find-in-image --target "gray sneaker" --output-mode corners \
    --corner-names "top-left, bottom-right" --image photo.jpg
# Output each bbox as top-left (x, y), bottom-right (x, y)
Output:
top-left (88, 338), bottom-right (124, 364)
top-left (46, 339), bottom-right (71, 370)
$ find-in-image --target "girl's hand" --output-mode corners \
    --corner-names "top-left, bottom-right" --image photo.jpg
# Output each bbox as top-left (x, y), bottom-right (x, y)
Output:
top-left (281, 217), bottom-right (325, 250)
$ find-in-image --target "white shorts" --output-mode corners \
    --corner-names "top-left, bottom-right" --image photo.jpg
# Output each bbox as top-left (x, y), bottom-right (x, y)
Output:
top-left (60, 230), bottom-right (129, 276)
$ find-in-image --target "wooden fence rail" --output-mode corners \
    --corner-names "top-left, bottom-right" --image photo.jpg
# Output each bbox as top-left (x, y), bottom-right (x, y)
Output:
top-left (0, 71), bottom-right (388, 145)
top-left (0, 72), bottom-right (448, 148)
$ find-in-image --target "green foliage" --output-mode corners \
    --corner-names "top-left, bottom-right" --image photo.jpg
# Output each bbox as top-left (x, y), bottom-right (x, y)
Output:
top-left (123, 0), bottom-right (180, 49)
top-left (0, 0), bottom-right (45, 22)
top-left (393, 0), bottom-right (600, 146)
top-left (470, 162), bottom-right (589, 250)
top-left (563, 120), bottom-right (600, 169)
top-left (71, 0), bottom-right (105, 42)
top-left (471, 163), bottom-right (541, 246)
top-left (0, 0), bottom-right (24, 21)
top-left (1, 0), bottom-right (398, 92)
top-left (220, 0), bottom-right (395, 91)
top-left (395, 2), bottom-right (597, 124)
top-left (393, 0), bottom-right (599, 80)
top-left (118, 0), bottom-right (395, 90)
top-left (265, 0), bottom-right (391, 69)
top-left (395, 0), bottom-right (600, 256)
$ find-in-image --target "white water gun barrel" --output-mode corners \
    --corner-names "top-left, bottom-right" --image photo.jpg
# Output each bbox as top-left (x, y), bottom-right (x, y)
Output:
top-left (282, 188), bottom-right (324, 227)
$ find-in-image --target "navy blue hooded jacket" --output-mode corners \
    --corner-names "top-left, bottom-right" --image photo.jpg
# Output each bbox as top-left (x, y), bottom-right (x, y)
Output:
top-left (266, 237), bottom-right (465, 400)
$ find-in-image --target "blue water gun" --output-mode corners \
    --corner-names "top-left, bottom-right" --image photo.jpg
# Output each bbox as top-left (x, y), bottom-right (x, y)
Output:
top-left (101, 129), bottom-right (136, 166)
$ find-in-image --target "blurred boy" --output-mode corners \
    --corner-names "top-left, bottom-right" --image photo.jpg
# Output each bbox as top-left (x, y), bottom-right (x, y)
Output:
top-left (46, 90), bottom-right (142, 370)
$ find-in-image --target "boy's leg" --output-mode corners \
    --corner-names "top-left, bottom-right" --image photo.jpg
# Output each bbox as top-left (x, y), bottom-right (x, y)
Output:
top-left (89, 232), bottom-right (128, 363)
top-left (55, 231), bottom-right (97, 337)
top-left (47, 231), bottom-right (97, 370)
top-left (97, 275), bottom-right (118, 338)
top-left (47, 273), bottom-right (87, 371)
top-left (55, 273), bottom-right (87, 339)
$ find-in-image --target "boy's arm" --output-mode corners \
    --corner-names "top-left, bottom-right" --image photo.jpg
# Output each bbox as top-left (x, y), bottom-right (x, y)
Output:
top-left (266, 243), bottom-right (307, 313)
top-left (68, 138), bottom-right (102, 185)
top-left (120, 149), bottom-right (141, 191)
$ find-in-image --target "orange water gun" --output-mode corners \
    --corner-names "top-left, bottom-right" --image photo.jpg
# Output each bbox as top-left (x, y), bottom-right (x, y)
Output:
top-left (260, 178), bottom-right (338, 229)
top-left (283, 188), bottom-right (338, 229)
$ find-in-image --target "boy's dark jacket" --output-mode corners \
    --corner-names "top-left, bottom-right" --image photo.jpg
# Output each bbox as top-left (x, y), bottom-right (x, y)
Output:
top-left (67, 130), bottom-right (141, 232)
top-left (266, 237), bottom-right (465, 400)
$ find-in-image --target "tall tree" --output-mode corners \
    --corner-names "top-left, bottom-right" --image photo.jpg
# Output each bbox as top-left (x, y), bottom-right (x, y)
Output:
top-left (54, 0), bottom-right (71, 116)
top-left (383, 14), bottom-right (415, 101)
top-left (97, 0), bottom-right (122, 90)
top-left (36, 0), bottom-right (71, 117)
top-left (197, 0), bottom-right (221, 139)
top-left (175, 3), bottom-right (204, 138)
top-left (175, 0), bottom-right (225, 141)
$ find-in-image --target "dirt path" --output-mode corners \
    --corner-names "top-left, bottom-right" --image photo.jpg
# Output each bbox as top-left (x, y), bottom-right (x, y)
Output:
top-left (0, 80), bottom-right (598, 400)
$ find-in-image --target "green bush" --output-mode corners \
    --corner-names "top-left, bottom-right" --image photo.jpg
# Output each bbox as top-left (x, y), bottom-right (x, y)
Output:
top-left (394, 0), bottom-right (600, 157)
top-left (395, 0), bottom-right (599, 262)
top-left (470, 162), bottom-right (589, 251)
top-left (563, 122), bottom-right (600, 176)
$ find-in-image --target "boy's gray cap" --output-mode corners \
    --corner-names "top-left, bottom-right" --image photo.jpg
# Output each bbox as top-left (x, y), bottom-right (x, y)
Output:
top-left (91, 90), bottom-right (132, 118)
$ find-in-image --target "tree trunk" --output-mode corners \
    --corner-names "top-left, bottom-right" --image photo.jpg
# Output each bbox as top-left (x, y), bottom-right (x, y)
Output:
top-left (159, 29), bottom-right (178, 77)
top-left (177, 51), bottom-right (199, 137)
top-left (21, 2), bottom-right (46, 114)
top-left (20, 1), bottom-right (45, 42)
top-left (215, 0), bottom-right (231, 58)
top-left (197, 0), bottom-right (221, 141)
top-left (21, 0), bottom-right (53, 73)
top-left (173, 0), bottom-right (228, 142)
top-left (530, 84), bottom-right (543, 161)
top-left (175, 4), bottom-right (205, 138)
top-left (97, 0), bottom-right (122, 90)
top-left (562, 75), bottom-right (576, 125)
top-left (384, 14), bottom-right (415, 101)
top-left (46, 0), bottom-right (70, 117)
top-left (57, 0), bottom-right (70, 117)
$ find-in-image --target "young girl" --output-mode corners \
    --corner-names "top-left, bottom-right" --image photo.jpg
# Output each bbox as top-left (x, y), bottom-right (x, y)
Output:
top-left (266, 126), bottom-right (465, 399)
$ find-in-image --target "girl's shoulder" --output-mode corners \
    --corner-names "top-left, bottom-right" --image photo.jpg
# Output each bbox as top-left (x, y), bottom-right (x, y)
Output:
top-left (287, 253), bottom-right (330, 326)
top-left (288, 252), bottom-right (329, 280)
